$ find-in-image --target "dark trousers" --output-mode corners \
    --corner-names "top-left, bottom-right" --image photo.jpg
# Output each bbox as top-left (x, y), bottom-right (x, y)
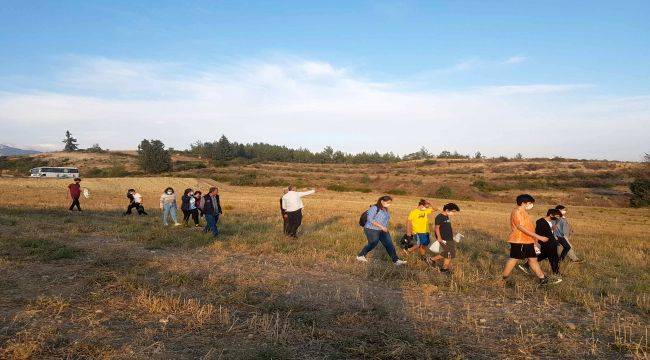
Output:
top-left (286, 209), bottom-right (302, 237)
top-left (204, 214), bottom-right (219, 237)
top-left (183, 209), bottom-right (199, 225)
top-left (282, 214), bottom-right (289, 235)
top-left (556, 236), bottom-right (571, 261)
top-left (359, 228), bottom-right (399, 263)
top-left (124, 202), bottom-right (147, 215)
top-left (538, 239), bottom-right (560, 274)
top-left (69, 198), bottom-right (81, 211)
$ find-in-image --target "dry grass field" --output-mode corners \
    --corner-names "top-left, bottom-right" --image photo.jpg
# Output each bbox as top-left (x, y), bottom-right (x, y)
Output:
top-left (0, 177), bottom-right (648, 359)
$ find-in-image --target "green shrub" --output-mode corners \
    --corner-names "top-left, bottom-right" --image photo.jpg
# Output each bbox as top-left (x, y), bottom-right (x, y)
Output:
top-left (471, 179), bottom-right (504, 192)
top-left (174, 161), bottom-right (207, 171)
top-left (230, 173), bottom-right (257, 186)
top-left (85, 167), bottom-right (104, 177)
top-left (0, 156), bottom-right (48, 175)
top-left (630, 178), bottom-right (650, 207)
top-left (434, 186), bottom-right (453, 198)
top-left (84, 165), bottom-right (129, 178)
top-left (386, 188), bottom-right (408, 195)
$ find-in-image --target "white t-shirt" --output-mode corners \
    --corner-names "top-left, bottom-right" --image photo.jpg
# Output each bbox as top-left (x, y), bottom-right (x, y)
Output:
top-left (281, 190), bottom-right (315, 212)
top-left (133, 193), bottom-right (142, 203)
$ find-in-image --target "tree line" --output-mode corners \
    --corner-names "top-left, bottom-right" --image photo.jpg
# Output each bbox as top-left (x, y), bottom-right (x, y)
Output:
top-left (57, 130), bottom-right (650, 208)
top-left (188, 136), bottom-right (402, 164)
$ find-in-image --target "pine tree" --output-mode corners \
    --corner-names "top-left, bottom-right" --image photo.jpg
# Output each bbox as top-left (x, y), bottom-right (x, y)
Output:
top-left (213, 135), bottom-right (234, 163)
top-left (137, 139), bottom-right (172, 173)
top-left (62, 130), bottom-right (79, 152)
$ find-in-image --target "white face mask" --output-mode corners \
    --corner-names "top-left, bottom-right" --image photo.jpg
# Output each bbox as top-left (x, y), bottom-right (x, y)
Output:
top-left (525, 203), bottom-right (534, 210)
top-left (166, 191), bottom-right (173, 195)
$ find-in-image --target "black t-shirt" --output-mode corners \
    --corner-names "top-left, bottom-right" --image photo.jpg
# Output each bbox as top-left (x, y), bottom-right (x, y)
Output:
top-left (434, 213), bottom-right (453, 241)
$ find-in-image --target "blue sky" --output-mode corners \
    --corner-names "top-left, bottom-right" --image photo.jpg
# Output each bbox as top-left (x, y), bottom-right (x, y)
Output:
top-left (1, 1), bottom-right (648, 160)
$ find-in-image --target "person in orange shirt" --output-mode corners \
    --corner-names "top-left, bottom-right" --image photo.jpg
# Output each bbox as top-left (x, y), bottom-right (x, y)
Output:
top-left (502, 194), bottom-right (558, 285)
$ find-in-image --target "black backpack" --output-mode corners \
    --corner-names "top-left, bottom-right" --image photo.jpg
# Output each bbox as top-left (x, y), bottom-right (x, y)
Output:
top-left (359, 205), bottom-right (378, 227)
top-left (399, 234), bottom-right (416, 249)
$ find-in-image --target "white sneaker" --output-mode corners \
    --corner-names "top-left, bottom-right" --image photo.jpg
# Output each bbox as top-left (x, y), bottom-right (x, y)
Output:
top-left (356, 256), bottom-right (368, 263)
top-left (394, 259), bottom-right (407, 266)
top-left (174, 223), bottom-right (181, 226)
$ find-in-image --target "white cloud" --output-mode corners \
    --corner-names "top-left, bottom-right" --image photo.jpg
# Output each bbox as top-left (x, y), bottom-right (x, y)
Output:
top-left (0, 56), bottom-right (648, 160)
top-left (504, 55), bottom-right (527, 64)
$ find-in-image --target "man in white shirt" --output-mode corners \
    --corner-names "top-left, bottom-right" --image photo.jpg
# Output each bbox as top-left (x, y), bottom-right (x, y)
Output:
top-left (281, 185), bottom-right (316, 237)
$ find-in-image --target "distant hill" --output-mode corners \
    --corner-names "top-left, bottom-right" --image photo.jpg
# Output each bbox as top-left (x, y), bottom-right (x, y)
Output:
top-left (0, 149), bottom-right (643, 207)
top-left (0, 144), bottom-right (42, 156)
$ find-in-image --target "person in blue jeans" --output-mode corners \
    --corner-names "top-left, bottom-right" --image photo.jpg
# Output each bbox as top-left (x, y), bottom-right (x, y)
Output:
top-left (202, 186), bottom-right (222, 237)
top-left (159, 187), bottom-right (180, 226)
top-left (356, 195), bottom-right (407, 266)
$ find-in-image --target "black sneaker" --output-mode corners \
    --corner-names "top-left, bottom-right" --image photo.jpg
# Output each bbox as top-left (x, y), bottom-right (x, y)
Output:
top-left (539, 277), bottom-right (549, 285)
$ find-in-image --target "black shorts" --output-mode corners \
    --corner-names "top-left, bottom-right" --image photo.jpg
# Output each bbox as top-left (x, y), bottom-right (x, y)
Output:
top-left (509, 243), bottom-right (536, 260)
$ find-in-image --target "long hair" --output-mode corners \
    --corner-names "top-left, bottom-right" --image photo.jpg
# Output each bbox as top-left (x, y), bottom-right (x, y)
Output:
top-left (183, 188), bottom-right (193, 196)
top-left (375, 195), bottom-right (393, 210)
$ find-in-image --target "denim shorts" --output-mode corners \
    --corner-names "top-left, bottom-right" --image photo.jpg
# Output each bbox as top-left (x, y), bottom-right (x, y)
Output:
top-left (415, 233), bottom-right (431, 246)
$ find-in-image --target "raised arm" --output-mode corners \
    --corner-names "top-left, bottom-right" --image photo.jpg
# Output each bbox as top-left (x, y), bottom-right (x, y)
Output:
top-left (297, 189), bottom-right (316, 197)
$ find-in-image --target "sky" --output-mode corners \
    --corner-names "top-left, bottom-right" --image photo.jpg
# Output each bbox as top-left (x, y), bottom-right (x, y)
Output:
top-left (0, 1), bottom-right (649, 160)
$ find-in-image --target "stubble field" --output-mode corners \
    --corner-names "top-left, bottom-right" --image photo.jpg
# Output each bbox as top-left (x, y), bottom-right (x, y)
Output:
top-left (0, 177), bottom-right (648, 359)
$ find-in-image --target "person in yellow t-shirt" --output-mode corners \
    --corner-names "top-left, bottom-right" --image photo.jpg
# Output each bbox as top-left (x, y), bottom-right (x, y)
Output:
top-left (406, 199), bottom-right (434, 256)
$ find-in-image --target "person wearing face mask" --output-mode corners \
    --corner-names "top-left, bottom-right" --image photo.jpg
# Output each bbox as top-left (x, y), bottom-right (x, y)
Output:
top-left (502, 194), bottom-right (558, 285)
top-left (159, 187), bottom-right (180, 226)
top-left (181, 188), bottom-right (200, 227)
top-left (281, 185), bottom-right (316, 238)
top-left (431, 203), bottom-right (461, 273)
top-left (405, 199), bottom-right (434, 258)
top-left (356, 195), bottom-right (407, 266)
top-left (554, 205), bottom-right (583, 263)
top-left (519, 209), bottom-right (563, 282)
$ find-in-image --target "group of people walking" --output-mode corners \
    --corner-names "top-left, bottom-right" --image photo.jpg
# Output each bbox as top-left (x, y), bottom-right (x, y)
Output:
top-left (502, 194), bottom-right (582, 285)
top-left (121, 186), bottom-right (223, 237)
top-left (355, 196), bottom-right (462, 269)
top-left (68, 179), bottom-right (582, 285)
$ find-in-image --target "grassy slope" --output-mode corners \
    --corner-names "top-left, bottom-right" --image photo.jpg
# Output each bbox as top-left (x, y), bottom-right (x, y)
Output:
top-left (1, 151), bottom-right (643, 207)
top-left (0, 177), bottom-right (648, 359)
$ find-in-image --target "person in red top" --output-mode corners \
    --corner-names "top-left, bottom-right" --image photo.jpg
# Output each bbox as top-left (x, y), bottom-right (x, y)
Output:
top-left (68, 177), bottom-right (82, 211)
